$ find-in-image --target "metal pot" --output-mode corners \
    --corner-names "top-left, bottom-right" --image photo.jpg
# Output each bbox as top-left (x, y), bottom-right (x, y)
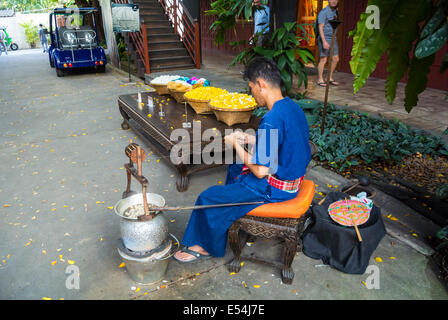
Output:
top-left (117, 234), bottom-right (179, 285)
top-left (114, 193), bottom-right (168, 252)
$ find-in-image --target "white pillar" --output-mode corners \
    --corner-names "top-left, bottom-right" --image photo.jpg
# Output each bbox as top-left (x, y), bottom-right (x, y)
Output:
top-left (99, 0), bottom-right (119, 67)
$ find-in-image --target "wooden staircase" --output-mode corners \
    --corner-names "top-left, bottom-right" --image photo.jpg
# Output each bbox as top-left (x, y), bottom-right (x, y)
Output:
top-left (120, 0), bottom-right (199, 77)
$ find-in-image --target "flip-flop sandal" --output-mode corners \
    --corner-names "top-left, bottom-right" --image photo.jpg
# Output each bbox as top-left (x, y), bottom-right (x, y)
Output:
top-left (173, 246), bottom-right (212, 263)
top-left (316, 82), bottom-right (327, 87)
top-left (329, 80), bottom-right (340, 86)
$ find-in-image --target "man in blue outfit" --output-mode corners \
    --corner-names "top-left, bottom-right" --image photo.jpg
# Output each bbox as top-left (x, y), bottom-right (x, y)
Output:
top-left (316, 0), bottom-right (339, 87)
top-left (250, 0), bottom-right (270, 47)
top-left (174, 57), bottom-right (311, 263)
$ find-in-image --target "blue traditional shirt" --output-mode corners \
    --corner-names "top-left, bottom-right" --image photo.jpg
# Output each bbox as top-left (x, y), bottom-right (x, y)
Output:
top-left (251, 97), bottom-right (311, 180)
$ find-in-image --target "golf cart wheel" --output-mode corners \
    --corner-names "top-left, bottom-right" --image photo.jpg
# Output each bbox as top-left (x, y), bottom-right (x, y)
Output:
top-left (50, 58), bottom-right (54, 68)
top-left (56, 68), bottom-right (65, 77)
top-left (97, 65), bottom-right (106, 73)
top-left (10, 43), bottom-right (18, 51)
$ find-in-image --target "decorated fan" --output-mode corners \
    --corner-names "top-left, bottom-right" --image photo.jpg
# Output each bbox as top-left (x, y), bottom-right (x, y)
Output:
top-left (328, 199), bottom-right (370, 242)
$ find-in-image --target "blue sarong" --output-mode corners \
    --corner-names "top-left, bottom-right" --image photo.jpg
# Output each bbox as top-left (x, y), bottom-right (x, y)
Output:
top-left (181, 164), bottom-right (296, 257)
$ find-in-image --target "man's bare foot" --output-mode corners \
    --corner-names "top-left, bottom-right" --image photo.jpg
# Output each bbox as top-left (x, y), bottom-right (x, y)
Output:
top-left (174, 245), bottom-right (210, 262)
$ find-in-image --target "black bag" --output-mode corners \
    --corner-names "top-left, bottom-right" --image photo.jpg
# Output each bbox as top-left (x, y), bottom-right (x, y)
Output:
top-left (302, 192), bottom-right (386, 274)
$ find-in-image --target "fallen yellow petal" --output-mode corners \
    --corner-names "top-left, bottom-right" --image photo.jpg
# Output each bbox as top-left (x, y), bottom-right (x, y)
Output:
top-left (375, 257), bottom-right (383, 263)
top-left (119, 262), bottom-right (126, 268)
top-left (51, 260), bottom-right (58, 266)
top-left (67, 260), bottom-right (75, 265)
top-left (253, 285), bottom-right (260, 288)
top-left (42, 297), bottom-right (52, 300)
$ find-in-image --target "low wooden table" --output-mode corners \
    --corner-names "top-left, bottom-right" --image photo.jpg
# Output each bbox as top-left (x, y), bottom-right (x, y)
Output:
top-left (118, 92), bottom-right (260, 192)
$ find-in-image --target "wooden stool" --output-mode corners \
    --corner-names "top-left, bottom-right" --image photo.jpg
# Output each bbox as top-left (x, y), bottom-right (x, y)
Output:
top-left (228, 180), bottom-right (315, 284)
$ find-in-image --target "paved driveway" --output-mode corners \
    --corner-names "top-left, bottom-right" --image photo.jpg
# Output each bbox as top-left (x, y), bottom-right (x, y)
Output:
top-left (0, 49), bottom-right (447, 300)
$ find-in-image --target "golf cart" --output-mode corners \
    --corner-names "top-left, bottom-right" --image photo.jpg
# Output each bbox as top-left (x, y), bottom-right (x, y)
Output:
top-left (48, 7), bottom-right (106, 77)
top-left (0, 27), bottom-right (19, 51)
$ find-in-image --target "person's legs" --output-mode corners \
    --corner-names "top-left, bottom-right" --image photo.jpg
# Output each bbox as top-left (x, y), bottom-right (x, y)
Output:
top-left (317, 37), bottom-right (328, 85)
top-left (328, 54), bottom-right (339, 84)
top-left (317, 56), bottom-right (327, 85)
top-left (0, 41), bottom-right (7, 55)
top-left (174, 181), bottom-right (266, 261)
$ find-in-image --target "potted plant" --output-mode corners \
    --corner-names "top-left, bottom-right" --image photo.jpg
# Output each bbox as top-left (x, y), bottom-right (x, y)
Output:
top-left (19, 20), bottom-right (39, 48)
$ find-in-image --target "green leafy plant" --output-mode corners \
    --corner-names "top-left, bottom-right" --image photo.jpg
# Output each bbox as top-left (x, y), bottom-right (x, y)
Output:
top-left (309, 104), bottom-right (448, 171)
top-left (349, 0), bottom-right (448, 112)
top-left (230, 22), bottom-right (315, 95)
top-left (19, 20), bottom-right (39, 48)
top-left (206, 0), bottom-right (268, 45)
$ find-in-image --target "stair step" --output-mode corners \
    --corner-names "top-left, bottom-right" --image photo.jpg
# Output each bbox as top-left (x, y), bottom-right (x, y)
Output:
top-left (149, 40), bottom-right (185, 50)
top-left (139, 8), bottom-right (165, 15)
top-left (137, 2), bottom-right (162, 8)
top-left (150, 55), bottom-right (194, 68)
top-left (148, 48), bottom-right (188, 58)
top-left (150, 63), bottom-right (197, 73)
top-left (145, 20), bottom-right (172, 28)
top-left (148, 33), bottom-right (179, 42)
top-left (147, 27), bottom-right (174, 35)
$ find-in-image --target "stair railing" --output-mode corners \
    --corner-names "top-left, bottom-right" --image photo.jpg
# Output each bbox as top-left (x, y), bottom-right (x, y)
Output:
top-left (158, 0), bottom-right (200, 69)
top-left (115, 0), bottom-right (150, 74)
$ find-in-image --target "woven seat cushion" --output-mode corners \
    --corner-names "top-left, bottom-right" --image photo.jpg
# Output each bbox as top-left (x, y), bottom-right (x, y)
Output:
top-left (247, 180), bottom-right (315, 218)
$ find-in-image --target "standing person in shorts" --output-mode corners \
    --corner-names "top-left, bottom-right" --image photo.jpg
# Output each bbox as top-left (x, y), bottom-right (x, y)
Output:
top-left (0, 28), bottom-right (8, 56)
top-left (316, 0), bottom-right (339, 87)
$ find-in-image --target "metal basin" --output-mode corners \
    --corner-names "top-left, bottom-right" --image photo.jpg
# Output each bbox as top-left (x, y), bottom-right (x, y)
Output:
top-left (114, 193), bottom-right (168, 252)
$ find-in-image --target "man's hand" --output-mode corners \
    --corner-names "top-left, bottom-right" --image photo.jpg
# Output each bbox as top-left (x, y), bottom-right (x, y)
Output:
top-left (233, 131), bottom-right (256, 146)
top-left (323, 41), bottom-right (330, 50)
top-left (224, 133), bottom-right (237, 149)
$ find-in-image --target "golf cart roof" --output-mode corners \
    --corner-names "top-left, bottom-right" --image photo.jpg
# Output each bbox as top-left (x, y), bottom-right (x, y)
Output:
top-left (52, 7), bottom-right (97, 15)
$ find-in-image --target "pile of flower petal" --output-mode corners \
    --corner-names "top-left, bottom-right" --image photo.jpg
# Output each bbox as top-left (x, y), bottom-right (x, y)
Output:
top-left (209, 92), bottom-right (257, 110)
top-left (184, 86), bottom-right (228, 101)
top-left (150, 75), bottom-right (181, 85)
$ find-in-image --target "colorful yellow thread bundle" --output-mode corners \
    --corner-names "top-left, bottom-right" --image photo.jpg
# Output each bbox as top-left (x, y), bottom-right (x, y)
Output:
top-left (184, 86), bottom-right (228, 101)
top-left (167, 80), bottom-right (192, 92)
top-left (209, 92), bottom-right (257, 110)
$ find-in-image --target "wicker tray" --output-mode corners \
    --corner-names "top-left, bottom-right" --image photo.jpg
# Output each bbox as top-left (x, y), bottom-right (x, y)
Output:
top-left (210, 104), bottom-right (257, 126)
top-left (150, 83), bottom-right (169, 95)
top-left (186, 97), bottom-right (213, 114)
top-left (168, 88), bottom-right (190, 104)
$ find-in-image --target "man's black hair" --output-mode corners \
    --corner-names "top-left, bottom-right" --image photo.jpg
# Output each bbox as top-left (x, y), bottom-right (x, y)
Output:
top-left (243, 57), bottom-right (283, 88)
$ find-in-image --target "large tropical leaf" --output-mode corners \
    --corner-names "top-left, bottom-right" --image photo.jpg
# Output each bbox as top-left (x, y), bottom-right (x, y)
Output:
top-left (385, 0), bottom-right (432, 104)
top-left (349, 12), bottom-right (375, 75)
top-left (420, 0), bottom-right (448, 39)
top-left (351, 0), bottom-right (402, 94)
top-left (404, 53), bottom-right (436, 112)
top-left (415, 23), bottom-right (448, 59)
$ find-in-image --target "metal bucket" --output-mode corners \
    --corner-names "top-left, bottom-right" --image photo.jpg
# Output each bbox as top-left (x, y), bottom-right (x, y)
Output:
top-left (117, 234), bottom-right (179, 285)
top-left (114, 193), bottom-right (168, 252)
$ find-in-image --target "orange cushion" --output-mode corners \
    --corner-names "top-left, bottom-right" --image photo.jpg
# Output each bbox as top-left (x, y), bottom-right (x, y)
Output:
top-left (247, 180), bottom-right (315, 219)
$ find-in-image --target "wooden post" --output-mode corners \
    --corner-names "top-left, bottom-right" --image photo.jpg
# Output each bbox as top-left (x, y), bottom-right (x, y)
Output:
top-left (141, 23), bottom-right (150, 74)
top-left (194, 19), bottom-right (200, 69)
top-left (173, 0), bottom-right (178, 35)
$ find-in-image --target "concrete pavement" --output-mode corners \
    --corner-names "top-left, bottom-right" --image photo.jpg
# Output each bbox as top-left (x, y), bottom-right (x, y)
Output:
top-left (0, 49), bottom-right (447, 300)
